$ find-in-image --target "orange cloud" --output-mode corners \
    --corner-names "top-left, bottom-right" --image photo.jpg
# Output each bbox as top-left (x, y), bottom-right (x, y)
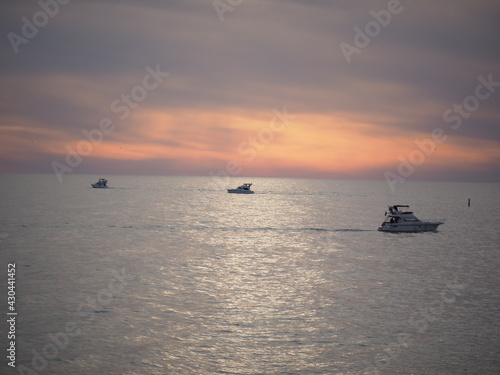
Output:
top-left (2, 102), bottom-right (499, 179)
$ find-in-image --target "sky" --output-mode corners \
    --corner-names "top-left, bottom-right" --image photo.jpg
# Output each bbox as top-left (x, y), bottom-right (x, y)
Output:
top-left (1, 0), bottom-right (499, 182)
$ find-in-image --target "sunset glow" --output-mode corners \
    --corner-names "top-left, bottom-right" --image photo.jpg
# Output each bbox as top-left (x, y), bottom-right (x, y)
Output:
top-left (1, 1), bottom-right (499, 182)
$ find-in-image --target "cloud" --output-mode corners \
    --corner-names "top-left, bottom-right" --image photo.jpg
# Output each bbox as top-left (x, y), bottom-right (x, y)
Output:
top-left (1, 0), bottom-right (499, 181)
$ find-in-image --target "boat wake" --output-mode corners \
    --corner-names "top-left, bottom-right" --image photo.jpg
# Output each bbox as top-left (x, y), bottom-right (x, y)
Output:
top-left (300, 227), bottom-right (375, 232)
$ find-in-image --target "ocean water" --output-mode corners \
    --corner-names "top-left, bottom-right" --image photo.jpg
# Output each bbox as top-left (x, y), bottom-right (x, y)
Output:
top-left (1, 174), bottom-right (499, 375)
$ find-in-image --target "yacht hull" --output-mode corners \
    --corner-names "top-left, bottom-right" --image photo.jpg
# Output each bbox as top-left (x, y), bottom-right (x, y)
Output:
top-left (227, 189), bottom-right (254, 194)
top-left (378, 222), bottom-right (441, 232)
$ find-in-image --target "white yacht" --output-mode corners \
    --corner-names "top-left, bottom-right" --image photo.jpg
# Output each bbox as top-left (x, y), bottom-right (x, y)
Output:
top-left (227, 183), bottom-right (254, 194)
top-left (91, 178), bottom-right (109, 188)
top-left (378, 205), bottom-right (443, 232)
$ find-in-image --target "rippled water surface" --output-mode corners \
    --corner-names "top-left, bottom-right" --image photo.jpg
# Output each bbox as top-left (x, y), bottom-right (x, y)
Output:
top-left (1, 174), bottom-right (499, 374)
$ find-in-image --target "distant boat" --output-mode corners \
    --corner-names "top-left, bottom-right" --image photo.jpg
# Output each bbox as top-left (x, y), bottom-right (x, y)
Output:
top-left (227, 183), bottom-right (254, 194)
top-left (91, 178), bottom-right (109, 188)
top-left (378, 205), bottom-right (443, 232)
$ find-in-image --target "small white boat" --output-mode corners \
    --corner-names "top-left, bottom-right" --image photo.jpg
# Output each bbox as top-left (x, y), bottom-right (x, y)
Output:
top-left (91, 178), bottom-right (109, 188)
top-left (378, 205), bottom-right (443, 232)
top-left (227, 183), bottom-right (254, 194)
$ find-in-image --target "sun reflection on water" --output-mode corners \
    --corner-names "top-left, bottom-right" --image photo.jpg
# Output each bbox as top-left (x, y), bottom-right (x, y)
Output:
top-left (178, 185), bottom-right (345, 372)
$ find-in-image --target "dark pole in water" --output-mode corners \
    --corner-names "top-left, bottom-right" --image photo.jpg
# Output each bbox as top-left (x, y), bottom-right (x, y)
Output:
top-left (468, 198), bottom-right (470, 207)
